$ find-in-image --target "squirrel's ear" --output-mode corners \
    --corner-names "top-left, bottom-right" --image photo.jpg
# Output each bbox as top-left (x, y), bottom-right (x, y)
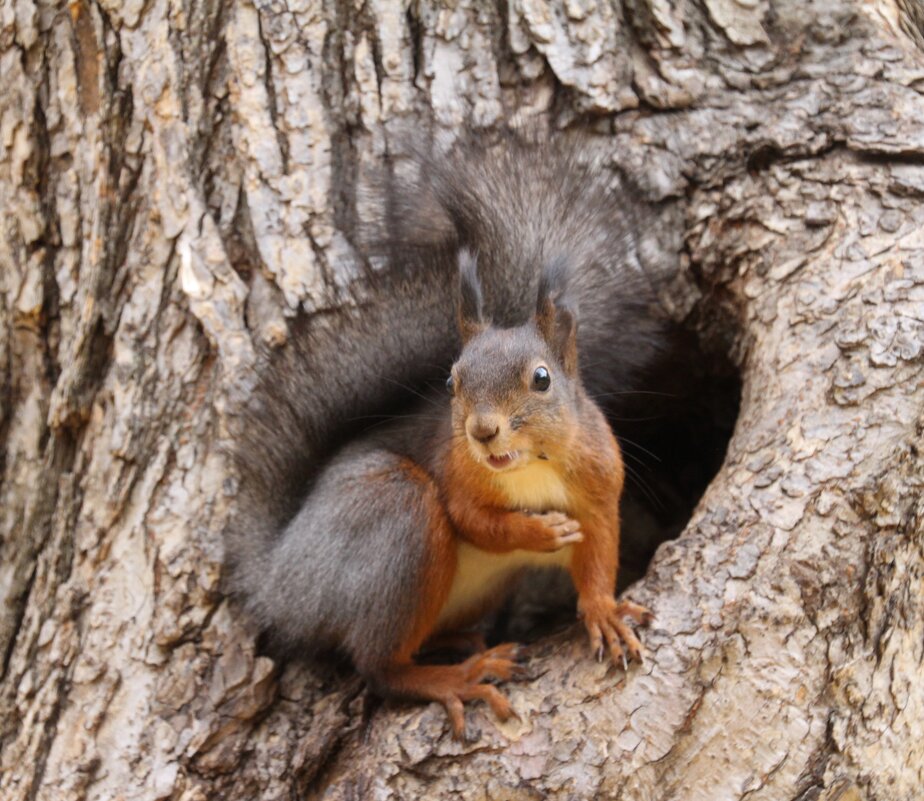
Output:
top-left (457, 249), bottom-right (486, 344)
top-left (536, 260), bottom-right (579, 375)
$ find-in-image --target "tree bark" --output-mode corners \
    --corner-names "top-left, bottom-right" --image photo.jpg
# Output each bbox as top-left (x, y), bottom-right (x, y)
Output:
top-left (2, 1), bottom-right (923, 799)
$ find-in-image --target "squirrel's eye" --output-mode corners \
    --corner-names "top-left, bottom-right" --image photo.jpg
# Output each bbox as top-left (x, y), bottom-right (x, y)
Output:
top-left (446, 375), bottom-right (455, 394)
top-left (532, 366), bottom-right (551, 392)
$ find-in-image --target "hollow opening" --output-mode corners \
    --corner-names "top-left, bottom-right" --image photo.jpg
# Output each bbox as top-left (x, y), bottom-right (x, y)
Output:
top-left (494, 325), bottom-right (742, 644)
top-left (245, 313), bottom-right (742, 662)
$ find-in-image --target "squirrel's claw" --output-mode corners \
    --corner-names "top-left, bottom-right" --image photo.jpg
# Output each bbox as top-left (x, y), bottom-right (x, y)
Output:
top-left (580, 596), bottom-right (650, 671)
top-left (508, 663), bottom-right (530, 681)
top-left (445, 696), bottom-right (467, 741)
top-left (620, 600), bottom-right (655, 627)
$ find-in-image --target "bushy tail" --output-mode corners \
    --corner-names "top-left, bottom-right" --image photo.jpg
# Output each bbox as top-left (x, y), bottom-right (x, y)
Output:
top-left (223, 254), bottom-right (460, 605)
top-left (389, 130), bottom-right (670, 396)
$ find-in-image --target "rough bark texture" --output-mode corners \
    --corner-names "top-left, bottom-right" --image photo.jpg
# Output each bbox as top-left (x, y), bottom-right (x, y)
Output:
top-left (2, 1), bottom-right (923, 799)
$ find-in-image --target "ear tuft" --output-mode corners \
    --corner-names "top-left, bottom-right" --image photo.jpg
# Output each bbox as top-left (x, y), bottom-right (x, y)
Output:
top-left (457, 249), bottom-right (486, 343)
top-left (536, 257), bottom-right (579, 374)
top-left (536, 256), bottom-right (569, 318)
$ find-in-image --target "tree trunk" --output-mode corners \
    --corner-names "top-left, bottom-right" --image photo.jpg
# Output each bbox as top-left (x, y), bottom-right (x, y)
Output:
top-left (2, 1), bottom-right (923, 799)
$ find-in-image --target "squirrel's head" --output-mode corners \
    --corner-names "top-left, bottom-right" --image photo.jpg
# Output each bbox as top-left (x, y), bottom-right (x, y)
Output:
top-left (448, 250), bottom-right (582, 472)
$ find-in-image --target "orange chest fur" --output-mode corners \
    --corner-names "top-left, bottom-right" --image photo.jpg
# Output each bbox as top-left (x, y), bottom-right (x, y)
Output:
top-left (436, 459), bottom-right (577, 631)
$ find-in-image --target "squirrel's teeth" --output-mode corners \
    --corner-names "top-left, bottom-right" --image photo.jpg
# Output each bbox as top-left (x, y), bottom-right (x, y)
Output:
top-left (486, 450), bottom-right (521, 470)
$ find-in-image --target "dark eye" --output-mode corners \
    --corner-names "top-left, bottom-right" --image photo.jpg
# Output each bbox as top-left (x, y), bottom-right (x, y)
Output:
top-left (446, 375), bottom-right (455, 394)
top-left (532, 366), bottom-right (551, 392)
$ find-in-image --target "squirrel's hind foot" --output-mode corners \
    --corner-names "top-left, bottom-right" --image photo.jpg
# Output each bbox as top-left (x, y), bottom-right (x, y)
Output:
top-left (378, 644), bottom-right (523, 740)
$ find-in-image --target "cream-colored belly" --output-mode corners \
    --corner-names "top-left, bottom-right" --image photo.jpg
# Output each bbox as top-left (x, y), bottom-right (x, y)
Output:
top-left (436, 542), bottom-right (573, 630)
top-left (437, 459), bottom-right (574, 630)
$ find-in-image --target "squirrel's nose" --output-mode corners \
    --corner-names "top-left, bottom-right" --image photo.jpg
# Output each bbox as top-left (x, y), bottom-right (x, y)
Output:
top-left (467, 415), bottom-right (501, 444)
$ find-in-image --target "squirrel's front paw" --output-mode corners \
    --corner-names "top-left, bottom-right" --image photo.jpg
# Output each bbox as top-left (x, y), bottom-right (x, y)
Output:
top-left (528, 511), bottom-right (584, 551)
top-left (578, 595), bottom-right (653, 669)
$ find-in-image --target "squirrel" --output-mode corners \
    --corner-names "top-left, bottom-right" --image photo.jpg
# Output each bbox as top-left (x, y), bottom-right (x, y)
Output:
top-left (225, 132), bottom-right (666, 739)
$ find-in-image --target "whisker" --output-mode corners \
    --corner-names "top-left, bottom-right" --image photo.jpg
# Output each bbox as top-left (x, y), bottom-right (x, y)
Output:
top-left (587, 389), bottom-right (679, 401)
top-left (616, 436), bottom-right (662, 464)
top-left (605, 414), bottom-right (668, 423)
top-left (620, 462), bottom-right (664, 511)
top-left (379, 377), bottom-right (445, 408)
top-left (348, 412), bottom-right (448, 424)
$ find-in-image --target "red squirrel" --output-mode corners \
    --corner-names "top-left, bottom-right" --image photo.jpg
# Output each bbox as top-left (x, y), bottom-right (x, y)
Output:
top-left (225, 134), bottom-right (665, 739)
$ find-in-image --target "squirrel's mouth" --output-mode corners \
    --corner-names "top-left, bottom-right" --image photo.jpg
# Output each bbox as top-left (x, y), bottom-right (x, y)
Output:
top-left (486, 451), bottom-right (520, 470)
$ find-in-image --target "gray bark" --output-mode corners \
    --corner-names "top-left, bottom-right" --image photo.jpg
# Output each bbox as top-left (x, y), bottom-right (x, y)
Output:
top-left (1, 1), bottom-right (923, 799)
